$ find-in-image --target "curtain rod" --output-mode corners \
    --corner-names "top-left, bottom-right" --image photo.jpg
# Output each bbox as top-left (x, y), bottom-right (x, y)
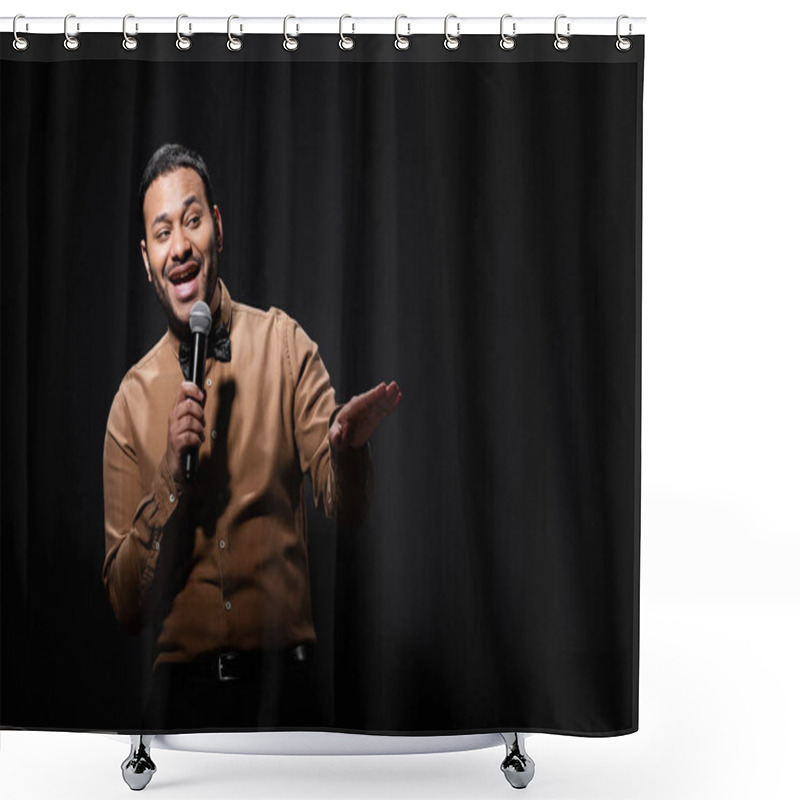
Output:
top-left (1, 16), bottom-right (646, 37)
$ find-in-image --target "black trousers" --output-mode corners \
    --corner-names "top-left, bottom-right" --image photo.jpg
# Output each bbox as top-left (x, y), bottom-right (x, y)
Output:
top-left (142, 648), bottom-right (320, 731)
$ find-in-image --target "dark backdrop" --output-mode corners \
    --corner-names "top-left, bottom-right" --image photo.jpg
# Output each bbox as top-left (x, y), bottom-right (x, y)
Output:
top-left (1, 34), bottom-right (643, 735)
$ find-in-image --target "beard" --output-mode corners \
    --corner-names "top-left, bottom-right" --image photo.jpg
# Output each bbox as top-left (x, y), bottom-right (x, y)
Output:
top-left (150, 239), bottom-right (220, 336)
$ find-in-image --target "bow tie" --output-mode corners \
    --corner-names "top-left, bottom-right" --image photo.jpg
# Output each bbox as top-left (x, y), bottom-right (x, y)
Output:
top-left (179, 320), bottom-right (232, 380)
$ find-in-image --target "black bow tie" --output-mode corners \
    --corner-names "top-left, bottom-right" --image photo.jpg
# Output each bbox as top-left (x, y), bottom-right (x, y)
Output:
top-left (179, 320), bottom-right (232, 380)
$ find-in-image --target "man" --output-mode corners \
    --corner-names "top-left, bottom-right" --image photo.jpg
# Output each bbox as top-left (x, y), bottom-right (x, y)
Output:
top-left (102, 144), bottom-right (401, 730)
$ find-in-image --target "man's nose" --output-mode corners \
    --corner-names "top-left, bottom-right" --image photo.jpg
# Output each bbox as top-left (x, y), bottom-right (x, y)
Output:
top-left (170, 227), bottom-right (191, 260)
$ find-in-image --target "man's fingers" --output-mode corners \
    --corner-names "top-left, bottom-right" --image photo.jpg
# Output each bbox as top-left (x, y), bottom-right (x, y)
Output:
top-left (176, 415), bottom-right (206, 440)
top-left (176, 431), bottom-right (204, 449)
top-left (377, 381), bottom-right (400, 403)
top-left (368, 382), bottom-right (402, 421)
top-left (167, 382), bottom-right (208, 484)
top-left (178, 397), bottom-right (206, 423)
top-left (352, 382), bottom-right (386, 412)
top-left (354, 381), bottom-right (401, 415)
top-left (379, 382), bottom-right (402, 411)
top-left (178, 381), bottom-right (206, 406)
top-left (340, 381), bottom-right (402, 426)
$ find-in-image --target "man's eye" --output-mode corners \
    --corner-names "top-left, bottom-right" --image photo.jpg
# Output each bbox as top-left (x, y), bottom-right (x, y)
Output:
top-left (188, 216), bottom-right (200, 227)
top-left (155, 230), bottom-right (169, 240)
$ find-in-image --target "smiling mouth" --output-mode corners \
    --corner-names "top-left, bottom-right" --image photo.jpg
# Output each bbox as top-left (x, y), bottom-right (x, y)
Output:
top-left (169, 264), bottom-right (200, 285)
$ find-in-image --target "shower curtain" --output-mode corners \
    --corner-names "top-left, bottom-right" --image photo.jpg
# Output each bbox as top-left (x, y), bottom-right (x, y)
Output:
top-left (1, 27), bottom-right (643, 736)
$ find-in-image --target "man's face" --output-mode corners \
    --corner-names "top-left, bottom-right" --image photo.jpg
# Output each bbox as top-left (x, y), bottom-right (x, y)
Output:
top-left (140, 167), bottom-right (223, 332)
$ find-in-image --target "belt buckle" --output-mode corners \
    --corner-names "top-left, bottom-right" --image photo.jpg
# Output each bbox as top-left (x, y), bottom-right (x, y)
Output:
top-left (217, 652), bottom-right (239, 682)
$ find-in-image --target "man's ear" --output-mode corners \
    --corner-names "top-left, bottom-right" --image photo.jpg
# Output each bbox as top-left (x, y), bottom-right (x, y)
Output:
top-left (213, 205), bottom-right (224, 252)
top-left (140, 239), bottom-right (153, 283)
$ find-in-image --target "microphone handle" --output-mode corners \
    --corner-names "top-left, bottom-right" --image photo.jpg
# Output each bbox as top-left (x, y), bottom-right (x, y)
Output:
top-left (183, 330), bottom-right (208, 482)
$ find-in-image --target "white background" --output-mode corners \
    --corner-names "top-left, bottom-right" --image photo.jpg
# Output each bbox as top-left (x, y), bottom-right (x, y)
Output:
top-left (2, 1), bottom-right (799, 798)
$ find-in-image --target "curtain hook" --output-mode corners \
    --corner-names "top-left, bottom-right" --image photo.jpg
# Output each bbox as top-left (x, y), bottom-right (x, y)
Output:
top-left (500, 14), bottom-right (516, 50)
top-left (444, 14), bottom-right (460, 51)
top-left (227, 15), bottom-right (242, 51)
top-left (394, 15), bottom-right (411, 51)
top-left (554, 14), bottom-right (570, 51)
top-left (176, 14), bottom-right (191, 50)
top-left (64, 13), bottom-right (80, 51)
top-left (339, 14), bottom-right (355, 51)
top-left (616, 14), bottom-right (632, 51)
top-left (12, 14), bottom-right (29, 51)
top-left (122, 14), bottom-right (138, 51)
top-left (283, 15), bottom-right (299, 51)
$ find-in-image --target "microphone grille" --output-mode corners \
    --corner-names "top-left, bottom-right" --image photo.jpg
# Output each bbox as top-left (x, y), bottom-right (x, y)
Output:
top-left (189, 301), bottom-right (213, 335)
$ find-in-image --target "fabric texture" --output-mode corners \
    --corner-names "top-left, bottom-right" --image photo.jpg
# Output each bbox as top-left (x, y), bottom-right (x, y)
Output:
top-left (103, 280), bottom-right (371, 667)
top-left (1, 33), bottom-right (643, 735)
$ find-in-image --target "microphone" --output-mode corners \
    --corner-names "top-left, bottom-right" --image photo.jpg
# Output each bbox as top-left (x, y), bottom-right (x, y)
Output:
top-left (183, 301), bottom-right (213, 482)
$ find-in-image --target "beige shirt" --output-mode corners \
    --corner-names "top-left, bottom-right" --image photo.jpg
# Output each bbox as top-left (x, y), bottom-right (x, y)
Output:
top-left (102, 281), bottom-right (368, 667)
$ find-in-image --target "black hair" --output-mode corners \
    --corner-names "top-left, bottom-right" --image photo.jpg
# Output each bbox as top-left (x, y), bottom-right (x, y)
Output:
top-left (138, 144), bottom-right (216, 234)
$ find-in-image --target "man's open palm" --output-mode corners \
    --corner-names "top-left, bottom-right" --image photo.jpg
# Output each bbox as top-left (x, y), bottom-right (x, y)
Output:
top-left (330, 381), bottom-right (402, 451)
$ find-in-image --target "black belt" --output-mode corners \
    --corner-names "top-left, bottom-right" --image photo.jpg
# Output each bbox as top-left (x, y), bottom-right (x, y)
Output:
top-left (162, 643), bottom-right (315, 683)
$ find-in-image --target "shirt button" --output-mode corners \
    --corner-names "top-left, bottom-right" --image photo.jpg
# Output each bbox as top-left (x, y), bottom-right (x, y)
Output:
top-left (154, 541), bottom-right (160, 551)
top-left (211, 429), bottom-right (218, 440)
top-left (169, 494), bottom-right (175, 503)
top-left (225, 601), bottom-right (232, 612)
top-left (219, 540), bottom-right (225, 550)
top-left (206, 378), bottom-right (212, 387)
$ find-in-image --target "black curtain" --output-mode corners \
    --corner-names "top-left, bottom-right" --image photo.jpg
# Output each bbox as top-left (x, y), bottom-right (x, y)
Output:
top-left (1, 34), bottom-right (643, 734)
